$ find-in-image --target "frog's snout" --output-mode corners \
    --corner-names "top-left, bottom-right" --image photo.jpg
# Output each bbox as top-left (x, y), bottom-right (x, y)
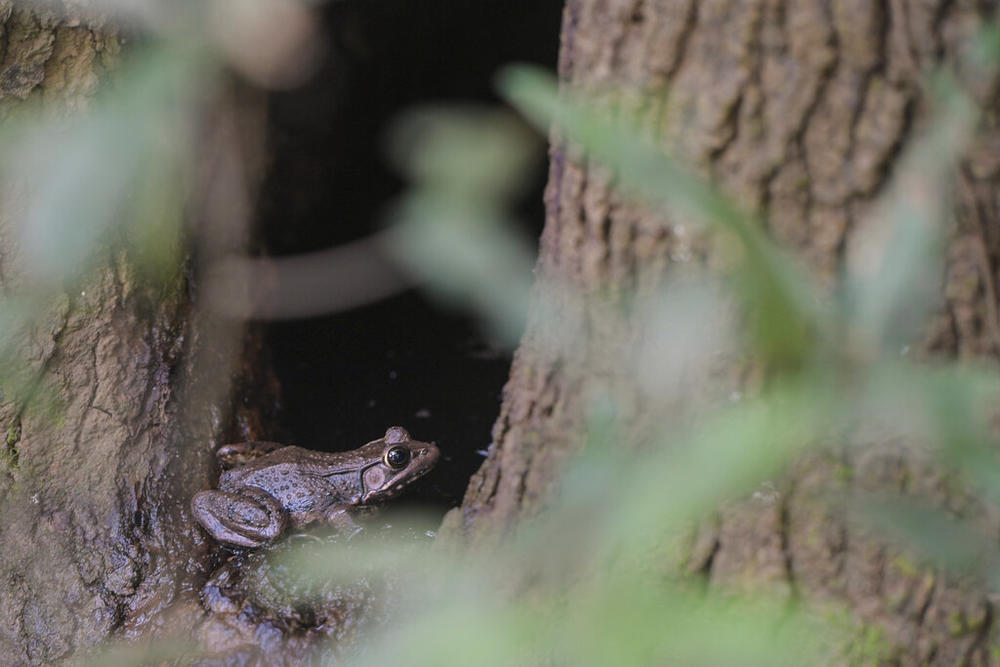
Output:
top-left (418, 442), bottom-right (441, 468)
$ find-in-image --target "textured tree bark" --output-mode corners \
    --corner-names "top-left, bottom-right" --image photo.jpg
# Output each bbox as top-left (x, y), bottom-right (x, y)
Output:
top-left (0, 5), bottom-right (264, 663)
top-left (449, 0), bottom-right (1000, 662)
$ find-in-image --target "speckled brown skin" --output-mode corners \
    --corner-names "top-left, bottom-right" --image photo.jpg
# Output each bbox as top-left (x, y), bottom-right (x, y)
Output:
top-left (192, 427), bottom-right (439, 547)
top-left (447, 1), bottom-right (1000, 663)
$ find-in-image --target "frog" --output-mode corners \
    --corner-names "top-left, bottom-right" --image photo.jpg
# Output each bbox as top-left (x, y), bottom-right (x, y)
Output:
top-left (191, 426), bottom-right (439, 547)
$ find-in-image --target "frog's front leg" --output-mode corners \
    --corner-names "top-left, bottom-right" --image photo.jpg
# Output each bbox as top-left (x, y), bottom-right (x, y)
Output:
top-left (295, 505), bottom-right (363, 538)
top-left (191, 486), bottom-right (288, 547)
top-left (325, 506), bottom-right (363, 537)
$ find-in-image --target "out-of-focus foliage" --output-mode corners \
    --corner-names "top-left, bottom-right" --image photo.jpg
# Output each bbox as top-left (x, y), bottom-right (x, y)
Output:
top-left (279, 34), bottom-right (1000, 667)
top-left (0, 0), bottom-right (322, 414)
top-left (501, 69), bottom-right (826, 371)
top-left (2, 0), bottom-right (321, 294)
top-left (0, 44), bottom-right (202, 423)
top-left (383, 108), bottom-right (540, 344)
top-left (4, 0), bottom-right (999, 663)
top-left (3, 47), bottom-right (199, 287)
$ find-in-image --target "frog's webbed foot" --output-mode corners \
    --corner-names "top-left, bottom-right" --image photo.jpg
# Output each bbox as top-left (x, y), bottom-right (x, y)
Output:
top-left (191, 486), bottom-right (287, 548)
top-left (215, 441), bottom-right (286, 469)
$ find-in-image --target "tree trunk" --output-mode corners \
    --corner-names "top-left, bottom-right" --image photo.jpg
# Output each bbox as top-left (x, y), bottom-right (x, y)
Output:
top-left (0, 6), bottom-right (263, 663)
top-left (449, 0), bottom-right (1000, 662)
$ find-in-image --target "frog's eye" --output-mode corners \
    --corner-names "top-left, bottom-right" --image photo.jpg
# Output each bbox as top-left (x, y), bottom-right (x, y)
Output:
top-left (384, 446), bottom-right (410, 469)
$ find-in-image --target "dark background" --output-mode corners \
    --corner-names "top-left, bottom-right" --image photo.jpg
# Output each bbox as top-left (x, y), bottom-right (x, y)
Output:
top-left (255, 0), bottom-right (563, 512)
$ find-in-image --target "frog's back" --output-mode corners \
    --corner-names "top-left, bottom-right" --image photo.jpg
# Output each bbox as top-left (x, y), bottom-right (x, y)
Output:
top-left (219, 446), bottom-right (366, 513)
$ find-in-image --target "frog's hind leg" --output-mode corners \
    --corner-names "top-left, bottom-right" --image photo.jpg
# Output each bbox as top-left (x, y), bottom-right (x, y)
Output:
top-left (191, 487), bottom-right (287, 547)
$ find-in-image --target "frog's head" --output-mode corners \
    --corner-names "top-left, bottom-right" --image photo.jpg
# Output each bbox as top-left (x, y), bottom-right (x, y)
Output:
top-left (359, 426), bottom-right (440, 504)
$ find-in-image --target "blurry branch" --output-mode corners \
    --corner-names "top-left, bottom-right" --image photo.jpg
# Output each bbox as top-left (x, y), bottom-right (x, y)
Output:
top-left (202, 235), bottom-right (410, 320)
top-left (20, 0), bottom-right (323, 87)
top-left (206, 0), bottom-right (323, 88)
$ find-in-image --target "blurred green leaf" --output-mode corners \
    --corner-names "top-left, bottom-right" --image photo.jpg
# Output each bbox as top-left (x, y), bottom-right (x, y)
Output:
top-left (387, 107), bottom-right (538, 204)
top-left (605, 379), bottom-right (832, 551)
top-left (383, 108), bottom-right (540, 344)
top-left (842, 78), bottom-right (976, 355)
top-left (863, 362), bottom-right (1000, 504)
top-left (333, 553), bottom-right (831, 667)
top-left (0, 45), bottom-right (204, 287)
top-left (84, 637), bottom-right (197, 667)
top-left (384, 199), bottom-right (534, 344)
top-left (498, 65), bottom-right (827, 370)
top-left (853, 495), bottom-right (989, 576)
